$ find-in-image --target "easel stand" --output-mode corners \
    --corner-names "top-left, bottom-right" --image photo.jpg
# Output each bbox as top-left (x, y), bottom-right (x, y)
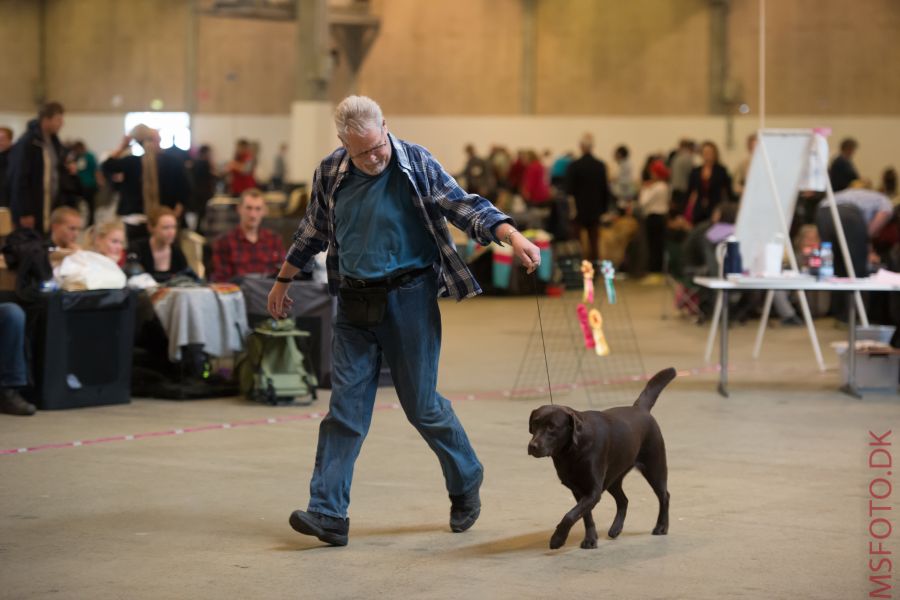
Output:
top-left (703, 129), bottom-right (868, 371)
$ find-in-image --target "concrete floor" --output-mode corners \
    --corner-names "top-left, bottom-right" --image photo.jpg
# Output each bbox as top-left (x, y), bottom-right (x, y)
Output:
top-left (1, 282), bottom-right (897, 599)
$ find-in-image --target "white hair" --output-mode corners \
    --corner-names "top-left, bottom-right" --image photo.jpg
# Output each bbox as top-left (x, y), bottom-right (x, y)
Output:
top-left (334, 95), bottom-right (384, 140)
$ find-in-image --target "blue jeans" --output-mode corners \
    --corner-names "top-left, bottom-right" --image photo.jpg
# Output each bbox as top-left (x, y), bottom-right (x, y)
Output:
top-left (307, 271), bottom-right (483, 519)
top-left (0, 303), bottom-right (27, 388)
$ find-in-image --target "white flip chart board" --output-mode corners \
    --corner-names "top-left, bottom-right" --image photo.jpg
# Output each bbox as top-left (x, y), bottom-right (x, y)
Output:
top-left (734, 130), bottom-right (825, 275)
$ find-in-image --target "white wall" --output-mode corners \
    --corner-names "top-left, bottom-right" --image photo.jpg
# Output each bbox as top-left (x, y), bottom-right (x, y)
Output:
top-left (290, 101), bottom-right (339, 192)
top-left (2, 111), bottom-right (898, 186)
top-left (192, 114), bottom-right (292, 180)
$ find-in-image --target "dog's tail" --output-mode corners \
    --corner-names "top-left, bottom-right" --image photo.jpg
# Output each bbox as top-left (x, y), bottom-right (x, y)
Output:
top-left (633, 368), bottom-right (677, 412)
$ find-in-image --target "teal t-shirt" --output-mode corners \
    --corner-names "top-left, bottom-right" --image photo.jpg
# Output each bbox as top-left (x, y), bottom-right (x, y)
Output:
top-left (334, 154), bottom-right (438, 279)
top-left (76, 152), bottom-right (98, 188)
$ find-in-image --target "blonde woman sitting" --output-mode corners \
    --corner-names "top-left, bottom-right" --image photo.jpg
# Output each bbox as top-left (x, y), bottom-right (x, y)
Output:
top-left (87, 219), bottom-right (127, 267)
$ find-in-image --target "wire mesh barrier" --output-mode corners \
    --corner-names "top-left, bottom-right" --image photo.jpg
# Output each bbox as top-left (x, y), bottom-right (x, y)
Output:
top-left (512, 287), bottom-right (646, 409)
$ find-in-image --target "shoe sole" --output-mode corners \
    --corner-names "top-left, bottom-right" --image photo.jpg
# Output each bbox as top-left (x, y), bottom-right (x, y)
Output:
top-left (450, 506), bottom-right (481, 533)
top-left (289, 511), bottom-right (348, 546)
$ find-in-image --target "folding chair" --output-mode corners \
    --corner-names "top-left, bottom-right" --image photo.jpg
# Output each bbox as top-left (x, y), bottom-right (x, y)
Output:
top-left (661, 237), bottom-right (702, 319)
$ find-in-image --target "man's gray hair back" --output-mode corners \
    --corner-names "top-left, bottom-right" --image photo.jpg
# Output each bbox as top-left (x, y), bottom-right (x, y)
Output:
top-left (334, 95), bottom-right (383, 140)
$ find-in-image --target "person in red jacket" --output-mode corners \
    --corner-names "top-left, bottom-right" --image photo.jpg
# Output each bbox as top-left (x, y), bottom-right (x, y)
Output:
top-left (227, 139), bottom-right (257, 196)
top-left (521, 149), bottom-right (550, 204)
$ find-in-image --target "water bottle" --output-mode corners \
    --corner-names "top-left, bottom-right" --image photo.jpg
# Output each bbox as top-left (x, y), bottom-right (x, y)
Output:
top-left (818, 242), bottom-right (834, 281)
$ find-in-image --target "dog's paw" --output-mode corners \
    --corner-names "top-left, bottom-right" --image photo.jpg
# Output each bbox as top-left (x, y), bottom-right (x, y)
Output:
top-left (652, 524), bottom-right (668, 535)
top-left (607, 524), bottom-right (623, 539)
top-left (549, 530), bottom-right (568, 549)
top-left (580, 537), bottom-right (598, 549)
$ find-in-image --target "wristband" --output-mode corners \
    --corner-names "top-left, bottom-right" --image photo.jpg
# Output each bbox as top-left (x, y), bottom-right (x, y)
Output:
top-left (276, 276), bottom-right (293, 283)
top-left (503, 228), bottom-right (519, 246)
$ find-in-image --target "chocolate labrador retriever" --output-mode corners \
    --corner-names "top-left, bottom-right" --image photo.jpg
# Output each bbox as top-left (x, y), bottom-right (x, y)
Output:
top-left (528, 367), bottom-right (676, 550)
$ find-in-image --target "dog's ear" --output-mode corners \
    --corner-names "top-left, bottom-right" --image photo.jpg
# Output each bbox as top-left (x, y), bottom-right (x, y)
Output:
top-left (563, 406), bottom-right (585, 449)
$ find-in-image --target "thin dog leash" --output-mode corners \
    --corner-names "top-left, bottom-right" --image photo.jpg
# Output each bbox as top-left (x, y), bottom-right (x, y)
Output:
top-left (532, 270), bottom-right (554, 405)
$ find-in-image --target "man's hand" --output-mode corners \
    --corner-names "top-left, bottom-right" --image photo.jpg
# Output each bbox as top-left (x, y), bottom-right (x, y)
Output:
top-left (18, 215), bottom-right (36, 229)
top-left (267, 281), bottom-right (294, 319)
top-left (511, 232), bottom-right (541, 274)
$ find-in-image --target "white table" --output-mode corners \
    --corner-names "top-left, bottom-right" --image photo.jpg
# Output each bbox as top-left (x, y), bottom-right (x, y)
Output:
top-left (694, 276), bottom-right (900, 398)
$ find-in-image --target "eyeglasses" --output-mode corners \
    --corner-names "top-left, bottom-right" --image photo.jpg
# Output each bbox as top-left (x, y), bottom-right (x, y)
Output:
top-left (348, 128), bottom-right (388, 161)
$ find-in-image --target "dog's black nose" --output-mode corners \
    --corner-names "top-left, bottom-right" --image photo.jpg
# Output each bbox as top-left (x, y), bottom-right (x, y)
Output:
top-left (528, 442), bottom-right (539, 456)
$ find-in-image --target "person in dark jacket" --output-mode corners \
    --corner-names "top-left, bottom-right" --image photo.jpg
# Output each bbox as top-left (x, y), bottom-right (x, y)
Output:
top-left (685, 140), bottom-right (733, 224)
top-left (7, 102), bottom-right (69, 233)
top-left (828, 137), bottom-right (860, 193)
top-left (189, 144), bottom-right (216, 232)
top-left (564, 133), bottom-right (611, 262)
top-left (102, 124), bottom-right (190, 244)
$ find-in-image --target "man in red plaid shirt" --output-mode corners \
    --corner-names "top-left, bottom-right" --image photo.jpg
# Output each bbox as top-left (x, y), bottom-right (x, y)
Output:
top-left (211, 188), bottom-right (286, 282)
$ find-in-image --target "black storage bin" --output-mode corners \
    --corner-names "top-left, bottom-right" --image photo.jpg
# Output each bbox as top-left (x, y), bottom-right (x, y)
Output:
top-left (34, 289), bottom-right (137, 410)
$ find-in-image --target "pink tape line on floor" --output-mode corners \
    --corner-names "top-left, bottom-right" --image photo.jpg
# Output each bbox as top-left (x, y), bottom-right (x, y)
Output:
top-left (0, 365), bottom-right (724, 457)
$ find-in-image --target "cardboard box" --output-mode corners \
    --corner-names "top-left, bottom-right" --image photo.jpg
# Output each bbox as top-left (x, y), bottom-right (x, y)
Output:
top-left (835, 345), bottom-right (900, 392)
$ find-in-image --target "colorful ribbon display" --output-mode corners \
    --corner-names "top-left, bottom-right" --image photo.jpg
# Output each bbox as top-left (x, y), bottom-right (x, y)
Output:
top-left (600, 260), bottom-right (616, 304)
top-left (588, 308), bottom-right (610, 356)
top-left (581, 260), bottom-right (595, 304)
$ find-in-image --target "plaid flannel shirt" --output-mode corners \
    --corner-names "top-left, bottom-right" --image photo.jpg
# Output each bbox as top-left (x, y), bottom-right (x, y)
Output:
top-left (212, 226), bottom-right (286, 282)
top-left (285, 134), bottom-right (513, 300)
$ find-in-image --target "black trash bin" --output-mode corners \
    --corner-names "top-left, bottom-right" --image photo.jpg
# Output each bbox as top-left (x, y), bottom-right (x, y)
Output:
top-left (33, 289), bottom-right (137, 410)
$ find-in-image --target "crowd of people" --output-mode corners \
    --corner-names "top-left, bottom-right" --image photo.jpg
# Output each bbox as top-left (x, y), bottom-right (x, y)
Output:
top-left (1, 100), bottom-right (899, 416)
top-left (0, 103), bottom-right (289, 235)
top-left (456, 132), bottom-right (899, 325)
top-left (0, 101), bottom-right (294, 273)
top-left (0, 102), bottom-right (296, 416)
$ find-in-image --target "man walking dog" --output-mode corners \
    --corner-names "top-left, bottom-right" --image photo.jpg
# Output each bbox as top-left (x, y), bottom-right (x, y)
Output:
top-left (268, 96), bottom-right (541, 546)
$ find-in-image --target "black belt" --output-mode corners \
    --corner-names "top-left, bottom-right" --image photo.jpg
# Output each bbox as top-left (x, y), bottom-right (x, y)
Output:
top-left (341, 266), bottom-right (432, 290)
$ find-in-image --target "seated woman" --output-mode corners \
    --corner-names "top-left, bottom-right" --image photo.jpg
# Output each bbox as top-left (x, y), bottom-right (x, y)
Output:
top-left (86, 219), bottom-right (127, 266)
top-left (130, 207), bottom-right (188, 283)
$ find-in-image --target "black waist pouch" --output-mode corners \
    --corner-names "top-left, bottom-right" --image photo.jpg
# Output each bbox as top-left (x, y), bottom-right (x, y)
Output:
top-left (338, 286), bottom-right (387, 327)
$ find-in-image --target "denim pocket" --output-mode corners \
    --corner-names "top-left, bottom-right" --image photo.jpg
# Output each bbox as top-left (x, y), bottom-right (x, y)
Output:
top-left (397, 273), bottom-right (427, 291)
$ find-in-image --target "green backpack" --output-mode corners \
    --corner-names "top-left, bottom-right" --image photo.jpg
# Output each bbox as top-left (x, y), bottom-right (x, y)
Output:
top-left (236, 318), bottom-right (318, 405)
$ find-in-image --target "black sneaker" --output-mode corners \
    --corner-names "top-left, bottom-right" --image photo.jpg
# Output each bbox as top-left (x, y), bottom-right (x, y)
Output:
top-left (289, 510), bottom-right (349, 546)
top-left (449, 471), bottom-right (483, 533)
top-left (0, 389), bottom-right (36, 416)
